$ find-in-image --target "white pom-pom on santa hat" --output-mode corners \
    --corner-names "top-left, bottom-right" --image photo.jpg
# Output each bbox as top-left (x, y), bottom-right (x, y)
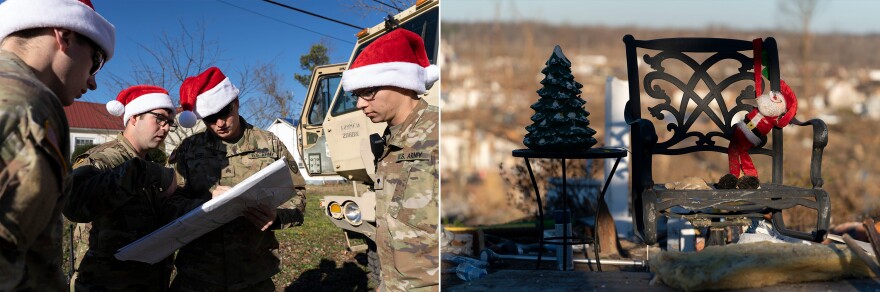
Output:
top-left (106, 99), bottom-right (124, 116)
top-left (341, 29), bottom-right (439, 94)
top-left (0, 0), bottom-right (116, 60)
top-left (110, 85), bottom-right (174, 126)
top-left (178, 110), bottom-right (198, 128)
top-left (177, 67), bottom-right (240, 128)
top-left (425, 63), bottom-right (439, 90)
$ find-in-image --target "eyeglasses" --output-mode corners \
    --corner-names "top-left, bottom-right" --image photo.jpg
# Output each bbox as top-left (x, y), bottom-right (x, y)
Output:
top-left (202, 102), bottom-right (235, 124)
top-left (352, 87), bottom-right (379, 101)
top-left (89, 47), bottom-right (105, 76)
top-left (76, 33), bottom-right (105, 76)
top-left (142, 112), bottom-right (177, 129)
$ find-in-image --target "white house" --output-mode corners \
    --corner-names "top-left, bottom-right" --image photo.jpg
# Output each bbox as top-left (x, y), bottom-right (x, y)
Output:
top-left (266, 118), bottom-right (345, 184)
top-left (64, 101), bottom-right (123, 156)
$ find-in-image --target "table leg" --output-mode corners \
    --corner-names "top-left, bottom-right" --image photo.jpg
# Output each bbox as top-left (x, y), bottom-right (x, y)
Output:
top-left (595, 157), bottom-right (622, 271)
top-left (524, 158), bottom-right (543, 270)
top-left (600, 157), bottom-right (622, 198)
top-left (561, 158), bottom-right (568, 271)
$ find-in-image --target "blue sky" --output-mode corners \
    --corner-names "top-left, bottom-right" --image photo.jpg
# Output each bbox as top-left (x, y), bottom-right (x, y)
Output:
top-left (443, 0), bottom-right (880, 34)
top-left (83, 0), bottom-right (391, 115)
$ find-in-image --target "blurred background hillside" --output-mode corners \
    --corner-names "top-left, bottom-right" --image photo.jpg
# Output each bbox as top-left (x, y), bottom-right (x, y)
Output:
top-left (440, 0), bottom-right (880, 232)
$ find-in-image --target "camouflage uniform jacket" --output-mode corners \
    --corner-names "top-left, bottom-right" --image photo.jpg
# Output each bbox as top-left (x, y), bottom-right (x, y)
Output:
top-left (0, 50), bottom-right (69, 290)
top-left (164, 118), bottom-right (306, 289)
top-left (375, 99), bottom-right (439, 292)
top-left (63, 133), bottom-right (175, 290)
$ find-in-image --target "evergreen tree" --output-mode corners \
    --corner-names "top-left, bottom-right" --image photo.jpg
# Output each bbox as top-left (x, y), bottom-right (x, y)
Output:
top-left (523, 45), bottom-right (597, 151)
top-left (294, 43), bottom-right (330, 88)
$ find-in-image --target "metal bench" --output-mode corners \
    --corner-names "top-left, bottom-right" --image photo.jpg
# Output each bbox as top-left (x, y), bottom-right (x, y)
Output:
top-left (622, 35), bottom-right (830, 245)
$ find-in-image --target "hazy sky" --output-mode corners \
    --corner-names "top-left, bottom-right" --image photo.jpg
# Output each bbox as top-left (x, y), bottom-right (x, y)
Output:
top-left (442, 0), bottom-right (880, 34)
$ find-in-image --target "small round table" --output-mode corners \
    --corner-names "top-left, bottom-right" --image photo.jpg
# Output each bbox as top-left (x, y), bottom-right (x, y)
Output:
top-left (512, 147), bottom-right (627, 271)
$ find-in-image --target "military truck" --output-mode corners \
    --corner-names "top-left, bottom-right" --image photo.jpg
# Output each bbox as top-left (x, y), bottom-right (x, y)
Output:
top-left (296, 0), bottom-right (438, 258)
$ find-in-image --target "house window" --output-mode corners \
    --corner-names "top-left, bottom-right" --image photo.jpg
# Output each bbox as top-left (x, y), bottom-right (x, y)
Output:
top-left (75, 138), bottom-right (94, 146)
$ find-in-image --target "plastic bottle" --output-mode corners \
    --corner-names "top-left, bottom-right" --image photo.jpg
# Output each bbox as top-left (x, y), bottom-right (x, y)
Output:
top-left (455, 263), bottom-right (487, 281)
top-left (442, 253), bottom-right (489, 269)
top-left (479, 248), bottom-right (498, 263)
top-left (555, 209), bottom-right (573, 270)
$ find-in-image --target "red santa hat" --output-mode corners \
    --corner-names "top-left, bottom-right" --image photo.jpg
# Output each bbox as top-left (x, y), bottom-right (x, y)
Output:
top-left (177, 67), bottom-right (240, 128)
top-left (107, 85), bottom-right (174, 126)
top-left (0, 0), bottom-right (116, 60)
top-left (752, 38), bottom-right (797, 128)
top-left (341, 29), bottom-right (439, 94)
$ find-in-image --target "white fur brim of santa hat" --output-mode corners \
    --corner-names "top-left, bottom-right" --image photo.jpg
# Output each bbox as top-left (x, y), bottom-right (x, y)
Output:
top-left (342, 62), bottom-right (439, 94)
top-left (119, 93), bottom-right (174, 126)
top-left (0, 0), bottom-right (116, 60)
top-left (193, 77), bottom-right (239, 118)
top-left (341, 29), bottom-right (439, 94)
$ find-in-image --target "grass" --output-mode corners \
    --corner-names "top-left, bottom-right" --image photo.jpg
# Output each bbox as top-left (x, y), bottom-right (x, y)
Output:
top-left (272, 183), bottom-right (375, 291)
top-left (62, 183), bottom-right (375, 291)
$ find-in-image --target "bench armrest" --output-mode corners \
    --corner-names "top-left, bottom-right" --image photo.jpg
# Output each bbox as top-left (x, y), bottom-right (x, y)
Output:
top-left (790, 117), bottom-right (828, 188)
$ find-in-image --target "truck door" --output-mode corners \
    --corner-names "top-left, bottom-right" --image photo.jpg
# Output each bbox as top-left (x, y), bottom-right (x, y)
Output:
top-left (298, 63), bottom-right (346, 176)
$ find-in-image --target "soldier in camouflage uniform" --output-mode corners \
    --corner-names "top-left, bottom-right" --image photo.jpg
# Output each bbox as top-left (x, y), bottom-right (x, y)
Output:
top-left (163, 67), bottom-right (307, 291)
top-left (341, 29), bottom-right (440, 292)
top-left (0, 0), bottom-right (114, 290)
top-left (63, 85), bottom-right (179, 291)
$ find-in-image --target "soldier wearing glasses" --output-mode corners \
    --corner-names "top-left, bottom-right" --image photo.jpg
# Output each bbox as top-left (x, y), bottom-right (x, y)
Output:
top-left (164, 67), bottom-right (306, 291)
top-left (64, 85), bottom-right (179, 291)
top-left (341, 29), bottom-right (440, 292)
top-left (0, 0), bottom-right (114, 289)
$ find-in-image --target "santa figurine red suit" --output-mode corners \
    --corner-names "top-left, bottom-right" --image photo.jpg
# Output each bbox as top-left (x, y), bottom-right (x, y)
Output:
top-left (720, 39), bottom-right (798, 189)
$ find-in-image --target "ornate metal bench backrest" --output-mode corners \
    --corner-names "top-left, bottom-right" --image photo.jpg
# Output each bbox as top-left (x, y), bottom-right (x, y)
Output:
top-left (623, 35), bottom-right (787, 185)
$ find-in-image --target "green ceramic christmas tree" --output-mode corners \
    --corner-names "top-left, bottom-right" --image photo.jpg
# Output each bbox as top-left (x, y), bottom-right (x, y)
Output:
top-left (523, 45), bottom-right (597, 151)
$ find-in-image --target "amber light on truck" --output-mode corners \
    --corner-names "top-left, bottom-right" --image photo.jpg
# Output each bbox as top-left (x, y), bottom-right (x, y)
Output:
top-left (328, 202), bottom-right (344, 219)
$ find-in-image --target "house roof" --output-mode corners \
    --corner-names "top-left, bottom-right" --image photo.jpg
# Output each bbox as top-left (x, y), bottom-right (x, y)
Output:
top-left (64, 101), bottom-right (124, 130)
top-left (273, 118), bottom-right (299, 127)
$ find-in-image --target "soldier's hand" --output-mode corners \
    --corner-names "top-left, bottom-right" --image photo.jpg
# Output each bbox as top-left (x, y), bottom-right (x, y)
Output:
top-left (211, 185), bottom-right (231, 199)
top-left (244, 204), bottom-right (276, 231)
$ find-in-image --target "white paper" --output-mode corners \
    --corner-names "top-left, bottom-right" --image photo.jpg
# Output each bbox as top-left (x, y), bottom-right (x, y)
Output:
top-left (827, 234), bottom-right (874, 257)
top-left (114, 158), bottom-right (295, 264)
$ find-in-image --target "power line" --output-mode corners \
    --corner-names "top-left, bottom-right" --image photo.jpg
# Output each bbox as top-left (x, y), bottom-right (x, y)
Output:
top-left (215, 0), bottom-right (354, 45)
top-left (261, 0), bottom-right (364, 30)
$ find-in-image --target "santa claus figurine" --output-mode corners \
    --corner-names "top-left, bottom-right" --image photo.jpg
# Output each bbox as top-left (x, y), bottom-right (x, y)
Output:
top-left (718, 39), bottom-right (798, 189)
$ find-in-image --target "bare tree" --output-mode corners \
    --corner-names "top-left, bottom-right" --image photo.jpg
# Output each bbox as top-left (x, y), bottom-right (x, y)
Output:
top-left (246, 60), bottom-right (298, 126)
top-left (103, 21), bottom-right (297, 153)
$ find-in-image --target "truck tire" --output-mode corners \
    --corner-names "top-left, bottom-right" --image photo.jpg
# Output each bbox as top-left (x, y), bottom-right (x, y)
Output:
top-left (367, 240), bottom-right (381, 287)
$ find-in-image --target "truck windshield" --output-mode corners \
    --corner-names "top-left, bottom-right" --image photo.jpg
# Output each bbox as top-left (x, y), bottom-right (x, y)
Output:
top-left (308, 73), bottom-right (341, 126)
top-left (329, 7), bottom-right (439, 117)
